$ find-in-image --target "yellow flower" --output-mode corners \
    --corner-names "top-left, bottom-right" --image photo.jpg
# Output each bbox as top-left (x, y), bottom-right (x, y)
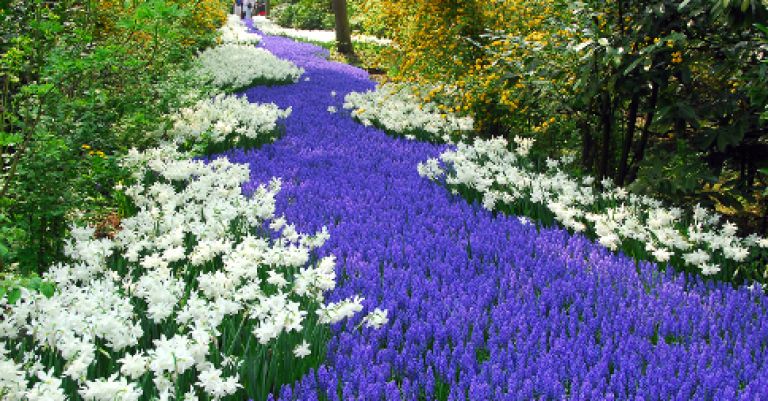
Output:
top-left (82, 144), bottom-right (91, 150)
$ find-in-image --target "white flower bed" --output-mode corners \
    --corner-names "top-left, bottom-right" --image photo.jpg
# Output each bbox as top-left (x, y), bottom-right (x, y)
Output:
top-left (343, 83), bottom-right (474, 142)
top-left (170, 94), bottom-right (291, 154)
top-left (419, 136), bottom-right (768, 278)
top-left (252, 16), bottom-right (392, 46)
top-left (0, 146), bottom-right (381, 400)
top-left (219, 15), bottom-right (262, 45)
top-left (195, 44), bottom-right (303, 91)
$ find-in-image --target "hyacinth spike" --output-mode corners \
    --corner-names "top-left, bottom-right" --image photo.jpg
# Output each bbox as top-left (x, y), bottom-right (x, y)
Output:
top-left (226, 26), bottom-right (768, 401)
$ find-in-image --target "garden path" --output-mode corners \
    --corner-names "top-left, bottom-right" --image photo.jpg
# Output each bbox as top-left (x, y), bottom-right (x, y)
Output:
top-left (221, 23), bottom-right (768, 400)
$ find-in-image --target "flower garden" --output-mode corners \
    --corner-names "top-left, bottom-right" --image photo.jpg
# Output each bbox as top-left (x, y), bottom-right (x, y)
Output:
top-left (2, 1), bottom-right (768, 400)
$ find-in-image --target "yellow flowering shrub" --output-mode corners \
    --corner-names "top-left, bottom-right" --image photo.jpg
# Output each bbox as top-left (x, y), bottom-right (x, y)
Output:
top-left (174, 0), bottom-right (229, 38)
top-left (93, 0), bottom-right (228, 52)
top-left (373, 0), bottom-right (768, 238)
top-left (371, 0), bottom-right (576, 136)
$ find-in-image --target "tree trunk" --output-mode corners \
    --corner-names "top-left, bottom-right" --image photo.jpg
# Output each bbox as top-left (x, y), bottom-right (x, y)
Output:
top-left (598, 91), bottom-right (613, 181)
top-left (580, 119), bottom-right (594, 171)
top-left (626, 81), bottom-right (659, 184)
top-left (331, 0), bottom-right (354, 55)
top-left (616, 92), bottom-right (641, 186)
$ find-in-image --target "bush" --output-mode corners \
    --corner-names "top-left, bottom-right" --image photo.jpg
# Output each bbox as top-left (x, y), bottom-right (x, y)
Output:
top-left (271, 0), bottom-right (334, 30)
top-left (271, 3), bottom-right (296, 28)
top-left (0, 0), bottom-right (227, 273)
top-left (355, 0), bottom-right (391, 37)
top-left (372, 0), bottom-right (768, 238)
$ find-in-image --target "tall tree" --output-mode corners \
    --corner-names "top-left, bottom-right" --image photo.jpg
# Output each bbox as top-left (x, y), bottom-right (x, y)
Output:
top-left (331, 0), bottom-right (353, 55)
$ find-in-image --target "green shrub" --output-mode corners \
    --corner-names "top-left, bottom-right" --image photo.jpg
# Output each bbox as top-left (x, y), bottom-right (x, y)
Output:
top-left (271, 0), bottom-right (334, 30)
top-left (0, 0), bottom-right (222, 274)
top-left (271, 3), bottom-right (296, 27)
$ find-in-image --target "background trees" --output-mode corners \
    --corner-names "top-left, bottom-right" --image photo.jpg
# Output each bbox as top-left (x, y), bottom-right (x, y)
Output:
top-left (369, 0), bottom-right (768, 234)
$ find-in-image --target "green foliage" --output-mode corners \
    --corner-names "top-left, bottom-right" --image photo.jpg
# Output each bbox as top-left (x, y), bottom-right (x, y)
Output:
top-left (711, 0), bottom-right (768, 26)
top-left (0, 273), bottom-right (55, 304)
top-left (629, 141), bottom-right (717, 205)
top-left (0, 211), bottom-right (23, 264)
top-left (179, 126), bottom-right (286, 157)
top-left (371, 0), bottom-right (768, 233)
top-left (0, 0), bottom-right (224, 273)
top-left (752, 24), bottom-right (768, 122)
top-left (476, 0), bottom-right (768, 232)
top-left (271, 0), bottom-right (334, 30)
top-left (270, 0), bottom-right (386, 35)
top-left (352, 0), bottom-right (390, 37)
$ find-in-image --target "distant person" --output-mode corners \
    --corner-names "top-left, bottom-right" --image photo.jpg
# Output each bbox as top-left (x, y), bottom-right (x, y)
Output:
top-left (234, 0), bottom-right (243, 17)
top-left (245, 1), bottom-right (253, 20)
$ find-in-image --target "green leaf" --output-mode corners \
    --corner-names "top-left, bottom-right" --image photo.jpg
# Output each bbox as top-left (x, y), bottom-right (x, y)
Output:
top-left (20, 83), bottom-right (54, 96)
top-left (7, 287), bottom-right (21, 304)
top-left (623, 57), bottom-right (644, 75)
top-left (39, 282), bottom-right (55, 298)
top-left (27, 276), bottom-right (42, 290)
top-left (98, 347), bottom-right (112, 359)
top-left (29, 19), bottom-right (64, 35)
top-left (0, 132), bottom-right (23, 146)
top-left (676, 102), bottom-right (699, 125)
top-left (711, 125), bottom-right (745, 151)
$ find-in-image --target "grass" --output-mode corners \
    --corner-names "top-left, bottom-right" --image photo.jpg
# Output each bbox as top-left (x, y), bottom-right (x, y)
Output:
top-left (327, 41), bottom-right (393, 82)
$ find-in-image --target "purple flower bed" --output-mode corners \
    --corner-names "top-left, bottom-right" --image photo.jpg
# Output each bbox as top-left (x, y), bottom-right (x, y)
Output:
top-left (224, 22), bottom-right (768, 400)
